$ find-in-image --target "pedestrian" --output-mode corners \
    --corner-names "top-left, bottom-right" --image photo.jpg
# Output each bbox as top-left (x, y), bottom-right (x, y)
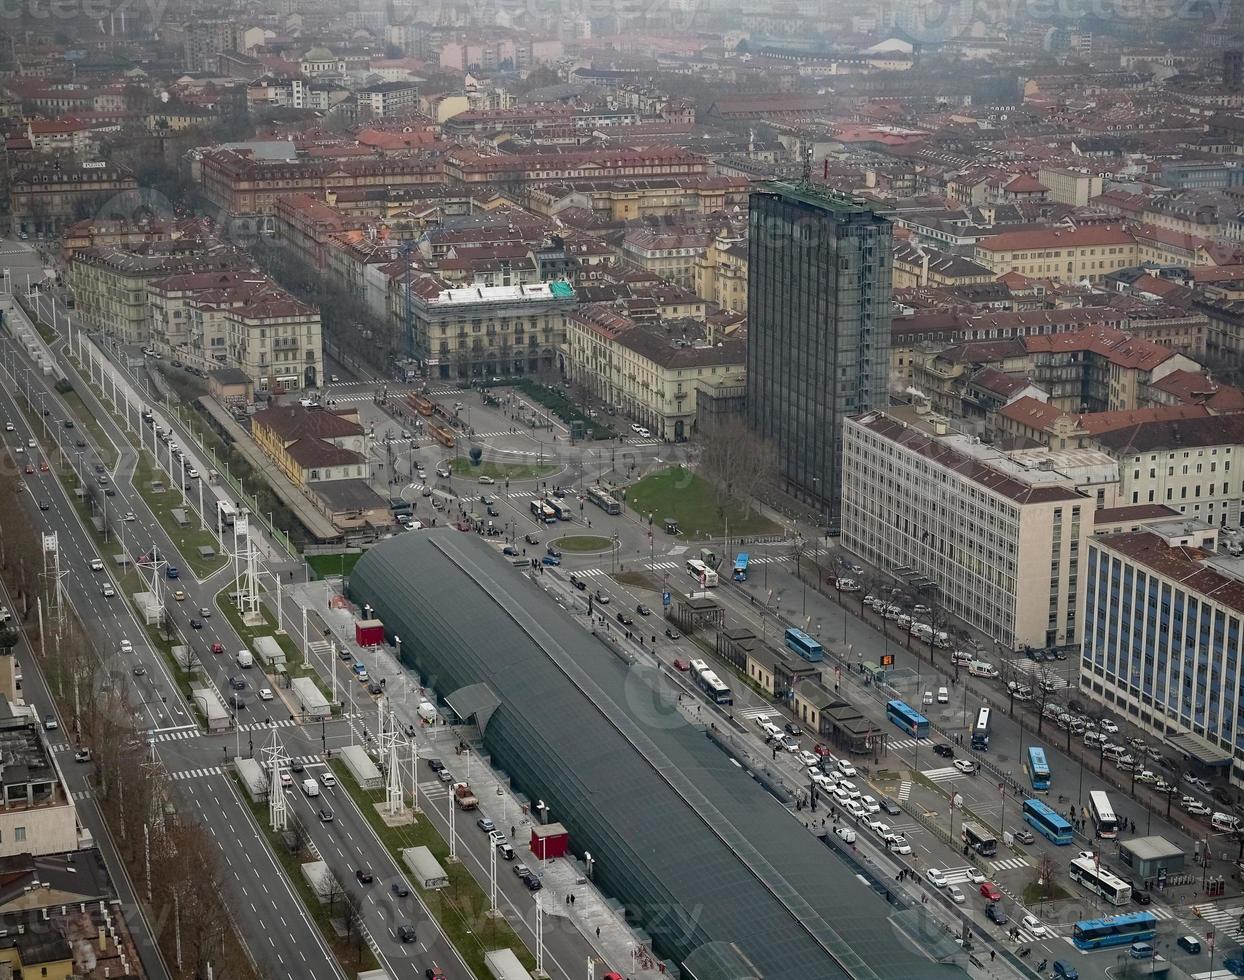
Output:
top-left (596, 927), bottom-right (600, 938)
top-left (571, 894), bottom-right (576, 906)
top-left (990, 951), bottom-right (995, 962)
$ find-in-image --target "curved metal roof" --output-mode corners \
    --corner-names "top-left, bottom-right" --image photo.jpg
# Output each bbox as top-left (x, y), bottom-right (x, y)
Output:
top-left (349, 529), bottom-right (967, 980)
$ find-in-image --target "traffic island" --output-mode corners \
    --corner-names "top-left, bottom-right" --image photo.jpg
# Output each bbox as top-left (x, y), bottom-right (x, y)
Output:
top-left (550, 534), bottom-right (612, 553)
top-left (451, 456), bottom-right (557, 480)
top-left (626, 466), bottom-right (781, 538)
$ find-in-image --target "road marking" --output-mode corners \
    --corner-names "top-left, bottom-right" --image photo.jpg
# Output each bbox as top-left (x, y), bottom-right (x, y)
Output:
top-left (888, 738), bottom-right (933, 750)
top-left (738, 706), bottom-right (774, 721)
top-left (171, 766), bottom-right (225, 780)
top-left (897, 780), bottom-right (912, 802)
top-left (922, 766), bottom-right (963, 783)
top-left (989, 857), bottom-right (1030, 872)
top-left (1193, 903), bottom-right (1243, 944)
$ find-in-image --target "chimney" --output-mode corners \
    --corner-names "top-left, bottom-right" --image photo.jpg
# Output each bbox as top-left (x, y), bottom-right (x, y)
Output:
top-left (99, 926), bottom-right (108, 951)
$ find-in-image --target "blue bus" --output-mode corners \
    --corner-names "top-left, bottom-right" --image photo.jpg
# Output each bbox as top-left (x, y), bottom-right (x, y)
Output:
top-left (1025, 746), bottom-right (1051, 792)
top-left (1072, 912), bottom-right (1157, 951)
top-left (886, 699), bottom-right (930, 739)
top-left (784, 627), bottom-right (823, 663)
top-left (733, 553), bottom-right (750, 582)
top-left (1023, 798), bottom-right (1074, 845)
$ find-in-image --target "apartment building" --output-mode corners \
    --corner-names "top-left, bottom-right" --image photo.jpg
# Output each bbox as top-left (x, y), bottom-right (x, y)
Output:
top-left (442, 146), bottom-right (708, 186)
top-left (842, 405), bottom-right (1089, 650)
top-left (357, 81), bottom-right (420, 118)
top-left (251, 404), bottom-right (367, 486)
top-left (1036, 167), bottom-right (1104, 207)
top-left (0, 704), bottom-right (81, 857)
top-left (225, 293), bottom-right (324, 392)
top-left (974, 226), bottom-right (1137, 283)
top-left (562, 304), bottom-right (746, 441)
top-left (407, 277), bottom-right (576, 380)
top-left (9, 163), bottom-right (137, 238)
top-left (694, 235), bottom-right (748, 313)
top-left (1081, 522), bottom-right (1244, 785)
top-left (891, 242), bottom-right (994, 289)
top-left (620, 229), bottom-right (714, 289)
top-left (1091, 414), bottom-right (1244, 528)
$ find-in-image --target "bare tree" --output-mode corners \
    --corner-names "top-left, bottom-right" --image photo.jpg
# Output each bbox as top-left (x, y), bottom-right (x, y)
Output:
top-left (695, 415), bottom-right (778, 519)
top-left (343, 888), bottom-right (365, 957)
top-left (286, 812), bottom-right (311, 858)
top-left (1033, 851), bottom-right (1058, 903)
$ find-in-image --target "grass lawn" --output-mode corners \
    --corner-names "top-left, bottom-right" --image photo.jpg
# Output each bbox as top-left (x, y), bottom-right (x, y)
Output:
top-left (59, 388), bottom-right (118, 468)
top-left (1022, 881), bottom-right (1070, 905)
top-left (307, 553), bottom-right (363, 579)
top-left (238, 784), bottom-right (380, 975)
top-left (451, 457), bottom-right (557, 481)
top-left (551, 535), bottom-right (612, 552)
top-left (329, 758), bottom-right (537, 977)
top-left (133, 451), bottom-right (226, 578)
top-left (626, 466), bottom-right (780, 539)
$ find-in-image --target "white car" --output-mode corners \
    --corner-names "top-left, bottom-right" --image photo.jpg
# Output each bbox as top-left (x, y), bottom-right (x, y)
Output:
top-left (1185, 800), bottom-right (1212, 817)
top-left (866, 817), bottom-right (891, 834)
top-left (26, 438), bottom-right (35, 449)
top-left (320, 772), bottom-right (336, 787)
top-left (836, 759), bottom-right (857, 777)
top-left (760, 721), bottom-right (782, 740)
top-left (837, 779), bottom-right (860, 799)
top-left (280, 772), bottom-right (293, 787)
top-left (832, 785), bottom-right (850, 803)
top-left (259, 688), bottom-right (274, 701)
top-left (922, 691), bottom-right (934, 705)
top-left (966, 867), bottom-right (987, 884)
top-left (798, 750), bottom-right (819, 769)
top-left (187, 468), bottom-right (199, 478)
top-left (3, 421), bottom-right (11, 431)
top-left (1021, 914), bottom-right (1047, 938)
top-left (101, 584), bottom-right (115, 598)
top-left (885, 834), bottom-right (912, 855)
top-left (946, 884), bottom-right (966, 904)
top-left (844, 799), bottom-right (867, 819)
top-left (753, 714), bottom-right (774, 729)
top-left (937, 686), bottom-right (949, 704)
top-left (119, 639), bottom-right (133, 654)
top-left (1100, 719), bottom-right (1119, 734)
top-left (811, 772), bottom-right (836, 791)
top-left (89, 558), bottom-right (104, 571)
top-left (860, 795), bottom-right (881, 814)
top-left (637, 428), bottom-right (651, 438)
top-left (123, 512), bottom-right (136, 521)
top-left (926, 868), bottom-right (948, 887)
top-left (436, 467), bottom-right (451, 479)
top-left (953, 759), bottom-right (977, 774)
top-left (630, 423), bottom-right (642, 433)
top-left (779, 734), bottom-right (799, 753)
top-left (1135, 769), bottom-right (1157, 784)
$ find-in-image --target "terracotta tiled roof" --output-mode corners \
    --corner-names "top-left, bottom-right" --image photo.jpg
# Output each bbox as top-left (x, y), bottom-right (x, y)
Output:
top-left (977, 225), bottom-right (1133, 252)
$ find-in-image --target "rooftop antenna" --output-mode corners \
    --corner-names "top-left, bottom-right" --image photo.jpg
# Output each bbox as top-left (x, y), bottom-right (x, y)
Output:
top-left (801, 136), bottom-right (812, 187)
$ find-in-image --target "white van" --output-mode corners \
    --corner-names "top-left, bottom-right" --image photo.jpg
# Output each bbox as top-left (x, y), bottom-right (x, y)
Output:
top-left (417, 700), bottom-right (437, 724)
top-left (937, 687), bottom-right (949, 704)
top-left (236, 649), bottom-right (254, 668)
top-left (302, 778), bottom-right (320, 797)
top-left (968, 660), bottom-right (999, 678)
top-left (760, 722), bottom-right (782, 740)
top-left (1212, 811), bottom-right (1239, 832)
top-left (952, 650), bottom-right (974, 666)
top-left (834, 825), bottom-right (857, 843)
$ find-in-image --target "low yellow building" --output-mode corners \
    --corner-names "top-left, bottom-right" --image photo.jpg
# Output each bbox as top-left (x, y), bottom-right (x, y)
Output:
top-left (892, 241), bottom-right (995, 289)
top-left (562, 304), bottom-right (745, 441)
top-left (975, 226), bottom-right (1137, 283)
top-left (694, 235), bottom-right (749, 312)
top-left (251, 404), bottom-right (368, 487)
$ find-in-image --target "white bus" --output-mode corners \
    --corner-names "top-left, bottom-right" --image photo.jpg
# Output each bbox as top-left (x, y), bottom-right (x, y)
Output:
top-left (961, 821), bottom-right (998, 857)
top-left (688, 659), bottom-right (709, 678)
top-left (696, 668), bottom-right (733, 705)
top-left (686, 558), bottom-right (719, 588)
top-left (1088, 790), bottom-right (1119, 839)
top-left (1069, 856), bottom-right (1131, 906)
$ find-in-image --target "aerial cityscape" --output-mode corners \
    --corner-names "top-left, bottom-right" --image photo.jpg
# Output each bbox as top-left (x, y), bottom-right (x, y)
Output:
top-left (1, 1), bottom-right (1244, 979)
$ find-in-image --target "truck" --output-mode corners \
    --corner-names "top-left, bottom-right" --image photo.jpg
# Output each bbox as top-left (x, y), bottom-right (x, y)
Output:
top-left (452, 781), bottom-right (478, 810)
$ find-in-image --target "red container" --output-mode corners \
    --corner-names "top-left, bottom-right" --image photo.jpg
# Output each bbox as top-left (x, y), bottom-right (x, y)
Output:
top-left (530, 821), bottom-right (569, 860)
top-left (355, 619), bottom-right (384, 647)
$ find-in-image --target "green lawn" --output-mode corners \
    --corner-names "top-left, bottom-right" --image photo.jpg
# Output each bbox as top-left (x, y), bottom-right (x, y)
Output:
top-left (133, 451), bottom-right (226, 578)
top-left (552, 535), bottom-right (612, 552)
top-left (307, 553), bottom-right (363, 579)
top-left (238, 784), bottom-right (380, 974)
top-left (513, 379), bottom-right (616, 440)
top-left (329, 759), bottom-right (537, 977)
top-left (626, 466), bottom-right (780, 538)
top-left (451, 457), bottom-right (557, 480)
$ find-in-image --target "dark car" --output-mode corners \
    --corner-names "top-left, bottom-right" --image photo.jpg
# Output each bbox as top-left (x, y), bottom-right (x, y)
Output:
top-left (880, 797), bottom-right (902, 816)
top-left (290, 761), bottom-right (305, 773)
top-left (636, 604), bottom-right (651, 616)
top-left (487, 506), bottom-right (499, 517)
top-left (616, 611), bottom-right (634, 627)
top-left (503, 546), bottom-right (519, 557)
top-left (933, 744), bottom-right (955, 759)
top-left (1133, 888), bottom-right (1152, 905)
top-left (985, 904), bottom-right (1008, 925)
top-left (104, 488), bottom-right (115, 497)
top-left (228, 676), bottom-right (245, 690)
top-left (594, 590), bottom-right (610, 604)
top-left (784, 722), bottom-right (804, 737)
top-left (523, 874), bottom-right (543, 892)
top-left (318, 808), bottom-right (333, 822)
top-left (542, 554), bottom-right (561, 566)
top-left (665, 627), bottom-right (681, 639)
top-left (546, 545), bottom-right (562, 558)
top-left (229, 694), bottom-right (245, 710)
top-left (426, 968), bottom-right (446, 980)
top-left (38, 500), bottom-right (49, 511)
top-left (427, 758), bottom-right (446, 773)
top-left (392, 882), bottom-right (410, 898)
top-left (62, 418), bottom-right (74, 429)
top-left (339, 648), bottom-right (353, 661)
top-left (367, 681), bottom-right (383, 696)
top-left (355, 868), bottom-right (374, 884)
top-left (190, 618), bottom-right (203, 630)
top-left (525, 533), bottom-right (540, 545)
top-left (397, 924), bottom-right (417, 943)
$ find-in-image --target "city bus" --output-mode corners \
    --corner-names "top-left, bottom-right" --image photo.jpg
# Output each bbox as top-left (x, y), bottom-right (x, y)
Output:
top-left (686, 558), bottom-right (719, 588)
top-left (733, 553), bottom-right (750, 582)
top-left (1025, 746), bottom-right (1051, 792)
top-left (1022, 798), bottom-right (1074, 845)
top-left (961, 821), bottom-right (998, 857)
top-left (885, 699), bottom-right (930, 739)
top-left (1069, 855), bottom-right (1132, 906)
top-left (695, 667), bottom-right (733, 705)
top-left (1072, 912), bottom-right (1157, 951)
top-left (688, 659), bottom-right (709, 679)
top-left (530, 500), bottom-right (557, 523)
top-left (545, 497), bottom-right (572, 521)
top-left (970, 707), bottom-right (992, 750)
top-left (1088, 790), bottom-right (1119, 839)
top-left (784, 627), bottom-right (824, 663)
top-left (586, 486), bottom-right (620, 515)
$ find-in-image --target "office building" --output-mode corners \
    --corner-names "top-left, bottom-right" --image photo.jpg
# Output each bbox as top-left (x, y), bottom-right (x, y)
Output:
top-left (1082, 521), bottom-right (1244, 784)
top-left (747, 182), bottom-right (894, 527)
top-left (842, 405), bottom-right (1089, 650)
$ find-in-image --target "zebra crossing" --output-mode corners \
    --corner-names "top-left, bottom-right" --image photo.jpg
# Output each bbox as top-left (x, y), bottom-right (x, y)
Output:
top-left (147, 718), bottom-right (299, 744)
top-left (71, 789), bottom-right (91, 802)
top-left (890, 738), bottom-right (933, 751)
top-left (1015, 922), bottom-right (1059, 944)
top-left (990, 856), bottom-right (1030, 873)
top-left (172, 766), bottom-right (224, 781)
top-left (922, 766), bottom-right (963, 784)
top-left (738, 706), bottom-right (776, 722)
top-left (1148, 907), bottom-right (1175, 921)
top-left (896, 780), bottom-right (912, 802)
top-left (938, 867), bottom-right (983, 886)
top-left (1193, 903), bottom-right (1243, 943)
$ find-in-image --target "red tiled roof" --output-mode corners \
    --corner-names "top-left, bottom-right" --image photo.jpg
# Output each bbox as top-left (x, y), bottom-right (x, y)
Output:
top-left (1097, 531), bottom-right (1244, 618)
top-left (977, 225), bottom-right (1133, 252)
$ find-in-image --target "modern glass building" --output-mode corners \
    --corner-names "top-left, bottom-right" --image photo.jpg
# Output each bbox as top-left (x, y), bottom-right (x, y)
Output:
top-left (747, 182), bottom-right (893, 528)
top-left (1082, 521), bottom-right (1240, 783)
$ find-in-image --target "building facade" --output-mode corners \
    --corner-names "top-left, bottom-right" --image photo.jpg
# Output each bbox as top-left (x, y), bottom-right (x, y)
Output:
top-left (747, 183), bottom-right (893, 528)
top-left (1082, 523), bottom-right (1244, 785)
top-left (842, 407), bottom-right (1089, 650)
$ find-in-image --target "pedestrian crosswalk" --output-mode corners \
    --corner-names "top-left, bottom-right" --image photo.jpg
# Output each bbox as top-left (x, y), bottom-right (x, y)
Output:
top-left (922, 766), bottom-right (962, 784)
top-left (1148, 907), bottom-right (1175, 920)
top-left (738, 706), bottom-right (775, 722)
top-left (939, 867), bottom-right (982, 886)
top-left (172, 766), bottom-right (224, 780)
top-left (1015, 923), bottom-right (1058, 944)
top-left (1193, 903), bottom-right (1243, 943)
top-left (71, 790), bottom-right (91, 802)
top-left (890, 738), bottom-right (933, 751)
top-left (650, 561), bottom-right (679, 571)
top-left (147, 718), bottom-right (298, 743)
top-left (990, 856), bottom-right (1030, 873)
top-left (576, 568), bottom-right (607, 577)
top-left (897, 780), bottom-right (912, 802)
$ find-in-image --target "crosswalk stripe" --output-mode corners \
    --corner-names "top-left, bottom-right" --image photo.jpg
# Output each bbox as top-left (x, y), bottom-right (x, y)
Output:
top-left (738, 706), bottom-right (774, 720)
top-left (897, 780), bottom-right (912, 802)
top-left (889, 738), bottom-right (933, 751)
top-left (990, 857), bottom-right (1030, 872)
top-left (922, 766), bottom-right (962, 782)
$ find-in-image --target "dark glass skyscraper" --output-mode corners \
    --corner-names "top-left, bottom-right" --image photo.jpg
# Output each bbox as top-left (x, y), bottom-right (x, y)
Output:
top-left (747, 182), bottom-right (893, 528)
